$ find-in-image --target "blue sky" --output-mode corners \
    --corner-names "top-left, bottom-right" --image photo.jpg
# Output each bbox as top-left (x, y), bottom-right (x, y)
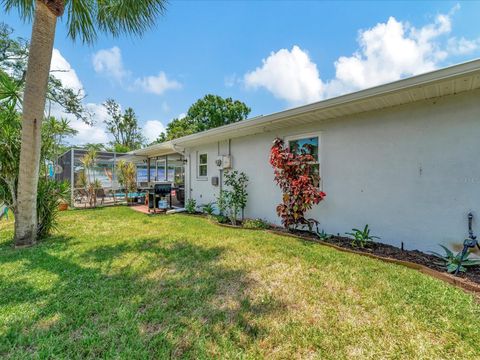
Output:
top-left (2, 1), bottom-right (480, 144)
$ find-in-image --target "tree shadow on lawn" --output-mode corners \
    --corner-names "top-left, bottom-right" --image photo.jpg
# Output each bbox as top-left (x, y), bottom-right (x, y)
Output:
top-left (0, 237), bottom-right (286, 358)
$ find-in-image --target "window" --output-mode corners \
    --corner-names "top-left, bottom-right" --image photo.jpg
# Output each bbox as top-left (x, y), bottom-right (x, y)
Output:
top-left (198, 153), bottom-right (208, 178)
top-left (286, 133), bottom-right (321, 187)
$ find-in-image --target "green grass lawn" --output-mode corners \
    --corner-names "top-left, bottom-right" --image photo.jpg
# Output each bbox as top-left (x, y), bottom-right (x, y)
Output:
top-left (1, 207), bottom-right (479, 359)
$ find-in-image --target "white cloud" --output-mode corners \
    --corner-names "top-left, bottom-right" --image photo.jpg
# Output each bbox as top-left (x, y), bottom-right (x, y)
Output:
top-left (177, 112), bottom-right (186, 119)
top-left (92, 46), bottom-right (128, 82)
top-left (134, 72), bottom-right (182, 95)
top-left (243, 8), bottom-right (479, 105)
top-left (47, 49), bottom-right (109, 145)
top-left (49, 101), bottom-right (110, 145)
top-left (244, 45), bottom-right (323, 105)
top-left (50, 48), bottom-right (84, 94)
top-left (142, 120), bottom-right (166, 143)
top-left (92, 46), bottom-right (181, 95)
top-left (331, 15), bottom-right (450, 94)
top-left (447, 37), bottom-right (480, 55)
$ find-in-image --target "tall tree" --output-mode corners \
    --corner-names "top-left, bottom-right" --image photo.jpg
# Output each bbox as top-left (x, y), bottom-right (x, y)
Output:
top-left (103, 98), bottom-right (145, 152)
top-left (153, 94), bottom-right (251, 143)
top-left (3, 0), bottom-right (167, 247)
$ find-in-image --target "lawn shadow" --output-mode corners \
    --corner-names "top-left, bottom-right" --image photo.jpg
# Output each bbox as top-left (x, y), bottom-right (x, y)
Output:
top-left (0, 236), bottom-right (286, 358)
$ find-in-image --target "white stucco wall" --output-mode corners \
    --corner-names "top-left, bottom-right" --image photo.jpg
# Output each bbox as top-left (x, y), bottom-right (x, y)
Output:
top-left (185, 90), bottom-right (480, 253)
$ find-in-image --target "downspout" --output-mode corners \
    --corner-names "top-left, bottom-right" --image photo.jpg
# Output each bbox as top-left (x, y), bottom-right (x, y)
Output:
top-left (188, 152), bottom-right (192, 200)
top-left (218, 141), bottom-right (222, 195)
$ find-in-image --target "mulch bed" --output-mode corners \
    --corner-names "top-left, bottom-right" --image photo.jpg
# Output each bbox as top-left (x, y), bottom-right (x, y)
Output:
top-left (272, 227), bottom-right (480, 288)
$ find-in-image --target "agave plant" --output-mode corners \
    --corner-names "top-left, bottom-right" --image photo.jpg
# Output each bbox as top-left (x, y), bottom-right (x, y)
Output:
top-left (346, 224), bottom-right (380, 248)
top-left (317, 229), bottom-right (332, 241)
top-left (201, 202), bottom-right (215, 215)
top-left (431, 244), bottom-right (480, 274)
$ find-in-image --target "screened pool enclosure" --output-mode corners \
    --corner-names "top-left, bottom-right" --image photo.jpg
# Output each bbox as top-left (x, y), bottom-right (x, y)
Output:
top-left (55, 148), bottom-right (185, 207)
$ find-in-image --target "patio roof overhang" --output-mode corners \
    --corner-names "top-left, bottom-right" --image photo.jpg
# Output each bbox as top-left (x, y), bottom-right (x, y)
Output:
top-left (128, 142), bottom-right (179, 158)
top-left (133, 58), bottom-right (480, 154)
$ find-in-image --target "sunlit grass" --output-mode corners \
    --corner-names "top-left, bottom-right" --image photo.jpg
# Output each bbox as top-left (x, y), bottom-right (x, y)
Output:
top-left (0, 207), bottom-right (479, 359)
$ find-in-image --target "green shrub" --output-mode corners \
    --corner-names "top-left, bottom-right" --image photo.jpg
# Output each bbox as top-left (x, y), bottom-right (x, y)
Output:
top-left (431, 245), bottom-right (480, 274)
top-left (37, 179), bottom-right (70, 239)
top-left (185, 198), bottom-right (197, 214)
top-left (243, 218), bottom-right (269, 229)
top-left (317, 229), bottom-right (332, 240)
top-left (220, 170), bottom-right (249, 225)
top-left (209, 214), bottom-right (228, 224)
top-left (202, 202), bottom-right (215, 215)
top-left (345, 224), bottom-right (379, 248)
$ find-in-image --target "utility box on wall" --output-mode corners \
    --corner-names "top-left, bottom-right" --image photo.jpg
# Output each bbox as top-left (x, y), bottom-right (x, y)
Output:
top-left (211, 176), bottom-right (219, 186)
top-left (215, 155), bottom-right (232, 170)
top-left (222, 155), bottom-right (232, 169)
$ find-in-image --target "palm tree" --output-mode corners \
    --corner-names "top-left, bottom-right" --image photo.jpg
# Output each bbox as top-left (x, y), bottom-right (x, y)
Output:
top-left (3, 0), bottom-right (167, 247)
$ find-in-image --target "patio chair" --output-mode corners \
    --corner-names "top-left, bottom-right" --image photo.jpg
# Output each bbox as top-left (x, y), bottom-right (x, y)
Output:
top-left (74, 189), bottom-right (89, 207)
top-left (96, 188), bottom-right (106, 205)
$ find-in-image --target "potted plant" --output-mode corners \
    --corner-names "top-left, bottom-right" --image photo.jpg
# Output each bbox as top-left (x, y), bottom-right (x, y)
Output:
top-left (58, 198), bottom-right (69, 211)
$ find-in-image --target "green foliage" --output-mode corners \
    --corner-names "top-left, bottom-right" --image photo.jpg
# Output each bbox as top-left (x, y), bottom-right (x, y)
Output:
top-left (155, 94), bottom-right (251, 142)
top-left (317, 230), bottom-right (332, 240)
top-left (220, 170), bottom-right (249, 225)
top-left (0, 23), bottom-right (90, 124)
top-left (216, 191), bottom-right (227, 217)
top-left (116, 160), bottom-right (137, 203)
top-left (185, 198), bottom-right (197, 214)
top-left (431, 245), bottom-right (480, 274)
top-left (346, 224), bottom-right (380, 248)
top-left (202, 202), bottom-right (215, 215)
top-left (103, 99), bottom-right (145, 151)
top-left (0, 86), bottom-right (76, 214)
top-left (187, 94), bottom-right (251, 132)
top-left (212, 214), bottom-right (228, 224)
top-left (243, 218), bottom-right (269, 230)
top-left (3, 1), bottom-right (168, 44)
top-left (36, 178), bottom-right (70, 239)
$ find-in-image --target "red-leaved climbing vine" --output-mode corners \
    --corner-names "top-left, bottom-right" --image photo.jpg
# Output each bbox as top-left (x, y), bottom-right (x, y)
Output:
top-left (269, 138), bottom-right (326, 229)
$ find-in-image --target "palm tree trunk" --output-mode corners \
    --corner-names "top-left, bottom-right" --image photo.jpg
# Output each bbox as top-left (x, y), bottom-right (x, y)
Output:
top-left (14, 2), bottom-right (58, 247)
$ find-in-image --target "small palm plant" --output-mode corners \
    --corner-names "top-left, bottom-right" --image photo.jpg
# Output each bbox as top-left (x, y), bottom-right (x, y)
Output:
top-left (202, 202), bottom-right (215, 215)
top-left (346, 224), bottom-right (380, 248)
top-left (431, 245), bottom-right (480, 274)
top-left (317, 229), bottom-right (332, 241)
top-left (116, 160), bottom-right (137, 204)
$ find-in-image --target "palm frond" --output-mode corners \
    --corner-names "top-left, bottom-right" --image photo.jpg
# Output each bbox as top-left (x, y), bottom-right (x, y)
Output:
top-left (65, 0), bottom-right (98, 43)
top-left (1, 0), bottom-right (35, 21)
top-left (96, 0), bottom-right (167, 40)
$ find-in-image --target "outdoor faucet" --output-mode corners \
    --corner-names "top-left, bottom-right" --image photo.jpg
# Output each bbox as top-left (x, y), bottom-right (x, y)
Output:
top-left (468, 212), bottom-right (476, 241)
top-left (456, 212), bottom-right (480, 275)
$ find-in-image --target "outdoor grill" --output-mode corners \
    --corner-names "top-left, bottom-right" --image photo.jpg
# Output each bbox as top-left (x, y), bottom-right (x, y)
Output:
top-left (148, 183), bottom-right (173, 212)
top-left (154, 183), bottom-right (172, 196)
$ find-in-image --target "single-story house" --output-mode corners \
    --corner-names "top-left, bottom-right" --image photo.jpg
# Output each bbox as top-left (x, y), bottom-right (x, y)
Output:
top-left (129, 59), bottom-right (480, 253)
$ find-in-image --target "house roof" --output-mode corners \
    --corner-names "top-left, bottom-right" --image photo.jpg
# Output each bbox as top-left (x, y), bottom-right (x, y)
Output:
top-left (132, 58), bottom-right (480, 157)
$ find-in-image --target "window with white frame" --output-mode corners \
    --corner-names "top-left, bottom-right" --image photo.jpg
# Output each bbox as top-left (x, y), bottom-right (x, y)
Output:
top-left (286, 133), bottom-right (321, 187)
top-left (198, 153), bottom-right (208, 178)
